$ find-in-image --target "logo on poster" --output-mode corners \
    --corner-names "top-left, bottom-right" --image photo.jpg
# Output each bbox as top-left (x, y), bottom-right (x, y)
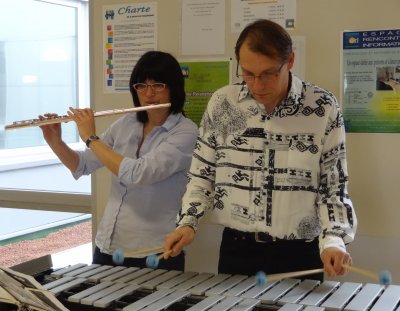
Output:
top-left (343, 32), bottom-right (361, 49)
top-left (181, 66), bottom-right (189, 78)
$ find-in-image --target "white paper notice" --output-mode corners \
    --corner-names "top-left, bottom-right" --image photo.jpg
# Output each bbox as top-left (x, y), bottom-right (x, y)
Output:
top-left (231, 0), bottom-right (296, 33)
top-left (292, 36), bottom-right (305, 80)
top-left (182, 0), bottom-right (225, 55)
top-left (103, 3), bottom-right (157, 93)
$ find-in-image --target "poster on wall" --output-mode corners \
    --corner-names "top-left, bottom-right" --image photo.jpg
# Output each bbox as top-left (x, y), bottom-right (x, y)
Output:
top-left (102, 3), bottom-right (157, 93)
top-left (231, 0), bottom-right (296, 33)
top-left (342, 29), bottom-right (400, 133)
top-left (181, 0), bottom-right (225, 55)
top-left (180, 59), bottom-right (231, 125)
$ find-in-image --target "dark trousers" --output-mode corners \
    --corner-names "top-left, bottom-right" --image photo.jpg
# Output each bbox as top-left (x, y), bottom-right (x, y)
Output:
top-left (93, 246), bottom-right (185, 271)
top-left (218, 228), bottom-right (324, 281)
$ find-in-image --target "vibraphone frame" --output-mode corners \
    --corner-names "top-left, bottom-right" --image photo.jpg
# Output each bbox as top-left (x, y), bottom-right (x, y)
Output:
top-left (35, 263), bottom-right (400, 311)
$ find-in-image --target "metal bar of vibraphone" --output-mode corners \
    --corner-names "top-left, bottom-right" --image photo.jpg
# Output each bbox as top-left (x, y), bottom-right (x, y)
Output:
top-left (190, 274), bottom-right (232, 296)
top-left (80, 282), bottom-right (128, 305)
top-left (298, 280), bottom-right (340, 307)
top-left (113, 267), bottom-right (154, 283)
top-left (278, 279), bottom-right (320, 305)
top-left (207, 296), bottom-right (243, 311)
top-left (278, 304), bottom-right (325, 311)
top-left (122, 288), bottom-right (175, 311)
top-left (74, 265), bottom-right (114, 279)
top-left (88, 265), bottom-right (127, 283)
top-left (185, 295), bottom-right (226, 311)
top-left (239, 280), bottom-right (278, 299)
top-left (101, 267), bottom-right (140, 282)
top-left (278, 303), bottom-right (304, 311)
top-left (222, 276), bottom-right (257, 297)
top-left (204, 275), bottom-right (248, 296)
top-left (156, 271), bottom-right (199, 290)
top-left (320, 282), bottom-right (363, 310)
top-left (64, 264), bottom-right (102, 277)
top-left (172, 273), bottom-right (215, 291)
top-left (258, 278), bottom-right (301, 304)
top-left (139, 290), bottom-right (191, 311)
top-left (50, 263), bottom-right (87, 278)
top-left (42, 276), bottom-right (75, 290)
top-left (369, 284), bottom-right (400, 311)
top-left (140, 270), bottom-right (183, 290)
top-left (302, 307), bottom-right (326, 311)
top-left (343, 283), bottom-right (384, 311)
top-left (127, 269), bottom-right (168, 285)
top-left (229, 297), bottom-right (261, 311)
top-left (49, 277), bottom-right (86, 295)
top-left (276, 304), bottom-right (304, 311)
top-left (67, 281), bottom-right (115, 303)
top-left (93, 284), bottom-right (141, 308)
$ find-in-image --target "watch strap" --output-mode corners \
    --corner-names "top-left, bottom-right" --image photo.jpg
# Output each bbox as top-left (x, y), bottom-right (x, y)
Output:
top-left (85, 135), bottom-right (100, 148)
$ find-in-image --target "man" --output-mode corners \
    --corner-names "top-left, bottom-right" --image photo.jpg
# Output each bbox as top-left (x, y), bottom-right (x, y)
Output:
top-left (376, 67), bottom-right (394, 91)
top-left (165, 19), bottom-right (357, 280)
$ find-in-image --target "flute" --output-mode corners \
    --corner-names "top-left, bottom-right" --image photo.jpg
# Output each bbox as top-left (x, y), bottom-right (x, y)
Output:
top-left (4, 103), bottom-right (171, 130)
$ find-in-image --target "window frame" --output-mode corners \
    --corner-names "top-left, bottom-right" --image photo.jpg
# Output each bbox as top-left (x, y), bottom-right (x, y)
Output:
top-left (0, 0), bottom-right (90, 212)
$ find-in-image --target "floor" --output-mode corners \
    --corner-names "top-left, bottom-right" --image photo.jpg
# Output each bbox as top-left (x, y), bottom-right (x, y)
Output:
top-left (1, 220), bottom-right (92, 268)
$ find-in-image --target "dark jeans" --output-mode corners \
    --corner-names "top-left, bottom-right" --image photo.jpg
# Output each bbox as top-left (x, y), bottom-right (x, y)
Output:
top-left (93, 246), bottom-right (185, 271)
top-left (218, 228), bottom-right (324, 281)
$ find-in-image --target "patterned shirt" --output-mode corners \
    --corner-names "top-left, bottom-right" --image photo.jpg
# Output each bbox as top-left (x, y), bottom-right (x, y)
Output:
top-left (73, 112), bottom-right (198, 256)
top-left (177, 74), bottom-right (357, 253)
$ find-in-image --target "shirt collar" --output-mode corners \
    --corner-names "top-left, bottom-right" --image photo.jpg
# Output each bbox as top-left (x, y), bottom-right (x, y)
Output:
top-left (236, 73), bottom-right (304, 109)
top-left (161, 112), bottom-right (183, 131)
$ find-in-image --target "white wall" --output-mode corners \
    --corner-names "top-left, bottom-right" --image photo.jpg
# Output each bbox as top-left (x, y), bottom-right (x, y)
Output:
top-left (89, 0), bottom-right (400, 284)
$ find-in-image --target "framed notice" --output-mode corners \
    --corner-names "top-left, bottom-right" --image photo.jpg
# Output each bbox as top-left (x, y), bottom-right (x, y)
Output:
top-left (180, 59), bottom-right (231, 126)
top-left (342, 29), bottom-right (400, 133)
top-left (103, 3), bottom-right (157, 93)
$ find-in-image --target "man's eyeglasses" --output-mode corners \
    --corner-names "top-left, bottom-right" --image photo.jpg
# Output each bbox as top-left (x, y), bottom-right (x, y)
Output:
top-left (236, 62), bottom-right (286, 83)
top-left (133, 83), bottom-right (167, 93)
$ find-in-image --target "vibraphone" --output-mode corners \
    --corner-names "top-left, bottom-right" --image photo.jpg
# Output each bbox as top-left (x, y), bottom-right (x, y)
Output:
top-left (38, 263), bottom-right (400, 311)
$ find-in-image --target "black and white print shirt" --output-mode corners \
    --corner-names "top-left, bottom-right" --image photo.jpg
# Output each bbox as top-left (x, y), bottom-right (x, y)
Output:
top-left (178, 74), bottom-right (357, 253)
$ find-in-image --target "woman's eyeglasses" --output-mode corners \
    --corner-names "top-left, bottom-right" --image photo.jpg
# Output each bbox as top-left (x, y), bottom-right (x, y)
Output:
top-left (133, 83), bottom-right (167, 93)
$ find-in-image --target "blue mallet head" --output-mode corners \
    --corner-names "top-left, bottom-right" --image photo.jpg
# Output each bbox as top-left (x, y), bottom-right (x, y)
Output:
top-left (255, 271), bottom-right (266, 286)
top-left (112, 249), bottom-right (124, 265)
top-left (146, 254), bottom-right (160, 269)
top-left (379, 270), bottom-right (392, 285)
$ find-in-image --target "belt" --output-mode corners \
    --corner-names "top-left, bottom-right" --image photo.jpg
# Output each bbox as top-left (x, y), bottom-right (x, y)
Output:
top-left (224, 227), bottom-right (311, 243)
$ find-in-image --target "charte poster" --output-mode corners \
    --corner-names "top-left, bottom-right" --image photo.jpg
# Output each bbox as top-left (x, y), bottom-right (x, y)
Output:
top-left (342, 29), bottom-right (400, 133)
top-left (102, 3), bottom-right (157, 93)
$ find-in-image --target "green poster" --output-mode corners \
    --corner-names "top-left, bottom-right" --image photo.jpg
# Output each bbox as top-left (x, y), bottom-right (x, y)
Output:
top-left (180, 60), bottom-right (231, 126)
top-left (342, 29), bottom-right (400, 133)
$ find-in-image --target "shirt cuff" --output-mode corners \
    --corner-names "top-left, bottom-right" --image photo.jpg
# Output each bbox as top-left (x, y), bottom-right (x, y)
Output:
top-left (177, 215), bottom-right (199, 232)
top-left (319, 235), bottom-right (346, 254)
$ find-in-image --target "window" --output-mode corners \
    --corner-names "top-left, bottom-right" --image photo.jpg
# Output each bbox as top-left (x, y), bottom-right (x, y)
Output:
top-left (0, 0), bottom-right (90, 212)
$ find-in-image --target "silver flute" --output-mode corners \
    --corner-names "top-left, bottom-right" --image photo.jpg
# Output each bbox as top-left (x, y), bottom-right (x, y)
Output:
top-left (4, 103), bottom-right (171, 130)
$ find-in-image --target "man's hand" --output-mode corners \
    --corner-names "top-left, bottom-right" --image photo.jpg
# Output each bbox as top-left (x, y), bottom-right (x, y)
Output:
top-left (163, 226), bottom-right (195, 259)
top-left (321, 247), bottom-right (352, 277)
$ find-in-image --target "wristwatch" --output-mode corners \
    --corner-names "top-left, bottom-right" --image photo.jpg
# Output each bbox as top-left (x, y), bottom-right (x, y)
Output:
top-left (85, 135), bottom-right (100, 148)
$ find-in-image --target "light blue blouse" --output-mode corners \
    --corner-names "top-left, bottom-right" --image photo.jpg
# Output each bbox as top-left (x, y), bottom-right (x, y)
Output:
top-left (73, 112), bottom-right (198, 256)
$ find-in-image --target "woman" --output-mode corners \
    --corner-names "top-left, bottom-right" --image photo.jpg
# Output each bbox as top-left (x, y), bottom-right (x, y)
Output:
top-left (40, 51), bottom-right (198, 270)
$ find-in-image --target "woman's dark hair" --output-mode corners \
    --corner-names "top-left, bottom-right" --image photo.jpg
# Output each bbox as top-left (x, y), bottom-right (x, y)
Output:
top-left (129, 51), bottom-right (185, 123)
top-left (235, 19), bottom-right (293, 63)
